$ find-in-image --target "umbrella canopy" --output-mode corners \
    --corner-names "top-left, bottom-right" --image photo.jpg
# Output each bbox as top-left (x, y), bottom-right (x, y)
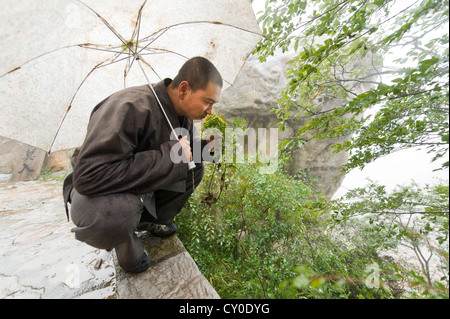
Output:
top-left (0, 0), bottom-right (262, 152)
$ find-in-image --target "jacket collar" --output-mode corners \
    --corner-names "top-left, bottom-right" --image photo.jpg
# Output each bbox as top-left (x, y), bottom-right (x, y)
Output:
top-left (151, 79), bottom-right (192, 132)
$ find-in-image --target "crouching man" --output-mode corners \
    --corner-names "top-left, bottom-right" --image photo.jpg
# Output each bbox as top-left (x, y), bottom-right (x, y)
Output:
top-left (63, 57), bottom-right (222, 273)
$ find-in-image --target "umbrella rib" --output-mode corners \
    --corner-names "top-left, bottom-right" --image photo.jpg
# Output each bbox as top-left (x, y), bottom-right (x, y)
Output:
top-left (48, 53), bottom-right (122, 152)
top-left (124, 59), bottom-right (129, 88)
top-left (137, 28), bottom-right (170, 56)
top-left (134, 48), bottom-right (232, 87)
top-left (137, 20), bottom-right (262, 58)
top-left (139, 47), bottom-right (189, 59)
top-left (79, 44), bottom-right (128, 55)
top-left (133, 0), bottom-right (147, 54)
top-left (0, 44), bottom-right (84, 77)
top-left (0, 43), bottom-right (128, 78)
top-left (124, 55), bottom-right (133, 88)
top-left (75, 0), bottom-right (130, 51)
top-left (136, 55), bottom-right (162, 81)
top-left (136, 47), bottom-right (233, 86)
top-left (96, 55), bottom-right (133, 69)
top-left (124, 47), bottom-right (136, 87)
top-left (139, 20), bottom-right (263, 46)
top-left (67, 55), bottom-right (121, 108)
top-left (125, 0), bottom-right (148, 85)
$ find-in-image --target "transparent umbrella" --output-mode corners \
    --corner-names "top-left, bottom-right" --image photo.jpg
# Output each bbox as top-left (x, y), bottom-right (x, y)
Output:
top-left (0, 0), bottom-right (262, 152)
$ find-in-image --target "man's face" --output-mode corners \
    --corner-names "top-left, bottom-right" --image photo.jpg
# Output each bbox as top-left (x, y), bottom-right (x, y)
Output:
top-left (182, 81), bottom-right (221, 120)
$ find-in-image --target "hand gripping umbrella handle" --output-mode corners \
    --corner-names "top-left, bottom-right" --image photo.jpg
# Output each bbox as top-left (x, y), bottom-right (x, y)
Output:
top-left (172, 129), bottom-right (196, 171)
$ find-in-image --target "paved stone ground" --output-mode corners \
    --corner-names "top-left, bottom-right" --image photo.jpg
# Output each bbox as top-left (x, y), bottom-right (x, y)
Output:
top-left (0, 177), bottom-right (117, 299)
top-left (0, 176), bottom-right (219, 299)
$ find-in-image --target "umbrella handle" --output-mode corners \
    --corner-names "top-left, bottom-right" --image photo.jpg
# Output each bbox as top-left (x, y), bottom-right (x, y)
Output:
top-left (188, 161), bottom-right (196, 170)
top-left (173, 129), bottom-right (195, 171)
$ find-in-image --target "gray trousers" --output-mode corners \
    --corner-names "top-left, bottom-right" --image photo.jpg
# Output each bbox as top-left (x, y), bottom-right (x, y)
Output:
top-left (67, 163), bottom-right (204, 269)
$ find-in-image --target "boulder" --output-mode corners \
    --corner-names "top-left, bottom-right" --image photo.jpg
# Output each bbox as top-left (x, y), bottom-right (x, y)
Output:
top-left (0, 136), bottom-right (73, 180)
top-left (0, 136), bottom-right (47, 181)
top-left (113, 233), bottom-right (220, 299)
top-left (42, 149), bottom-right (73, 173)
top-left (215, 54), bottom-right (350, 198)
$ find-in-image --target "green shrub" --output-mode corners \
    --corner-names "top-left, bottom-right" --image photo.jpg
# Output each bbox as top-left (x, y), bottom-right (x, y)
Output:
top-left (177, 162), bottom-right (400, 298)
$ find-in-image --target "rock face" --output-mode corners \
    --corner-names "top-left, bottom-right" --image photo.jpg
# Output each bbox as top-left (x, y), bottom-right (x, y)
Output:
top-left (215, 54), bottom-right (350, 198)
top-left (0, 137), bottom-right (47, 181)
top-left (0, 136), bottom-right (72, 180)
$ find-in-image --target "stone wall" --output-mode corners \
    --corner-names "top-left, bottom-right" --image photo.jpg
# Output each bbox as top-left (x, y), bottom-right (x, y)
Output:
top-left (0, 136), bottom-right (72, 181)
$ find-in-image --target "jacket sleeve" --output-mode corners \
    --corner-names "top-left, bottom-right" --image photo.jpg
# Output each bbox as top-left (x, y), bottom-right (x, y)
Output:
top-left (72, 95), bottom-right (188, 196)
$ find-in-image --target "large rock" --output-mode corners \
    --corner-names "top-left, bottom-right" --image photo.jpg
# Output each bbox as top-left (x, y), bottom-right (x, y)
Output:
top-left (215, 54), bottom-right (351, 198)
top-left (0, 137), bottom-right (47, 181)
top-left (42, 149), bottom-right (73, 173)
top-left (113, 233), bottom-right (220, 299)
top-left (0, 136), bottom-right (17, 174)
top-left (0, 136), bottom-right (72, 178)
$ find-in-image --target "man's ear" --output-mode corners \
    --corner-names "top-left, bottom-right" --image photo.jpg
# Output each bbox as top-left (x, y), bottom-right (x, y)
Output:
top-left (178, 81), bottom-right (190, 100)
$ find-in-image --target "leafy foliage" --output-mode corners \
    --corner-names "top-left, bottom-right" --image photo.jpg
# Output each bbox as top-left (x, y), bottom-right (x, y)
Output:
top-left (175, 117), bottom-right (448, 298)
top-left (176, 158), bottom-right (449, 298)
top-left (254, 0), bottom-right (449, 173)
top-left (175, 1), bottom-right (450, 298)
top-left (177, 163), bottom-right (324, 298)
top-left (329, 182), bottom-right (449, 297)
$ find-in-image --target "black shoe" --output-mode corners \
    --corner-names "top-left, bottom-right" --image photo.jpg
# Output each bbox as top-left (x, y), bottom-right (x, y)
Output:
top-left (148, 223), bottom-right (178, 238)
top-left (122, 252), bottom-right (151, 273)
top-left (136, 221), bottom-right (151, 232)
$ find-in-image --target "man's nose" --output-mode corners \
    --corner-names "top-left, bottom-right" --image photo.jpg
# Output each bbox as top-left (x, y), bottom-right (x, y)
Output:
top-left (206, 105), bottom-right (213, 115)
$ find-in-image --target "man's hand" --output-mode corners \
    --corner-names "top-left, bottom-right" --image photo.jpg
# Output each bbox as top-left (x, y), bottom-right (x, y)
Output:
top-left (178, 136), bottom-right (192, 163)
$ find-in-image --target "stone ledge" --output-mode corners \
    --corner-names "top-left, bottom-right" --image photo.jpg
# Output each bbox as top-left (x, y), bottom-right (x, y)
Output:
top-left (113, 233), bottom-right (220, 299)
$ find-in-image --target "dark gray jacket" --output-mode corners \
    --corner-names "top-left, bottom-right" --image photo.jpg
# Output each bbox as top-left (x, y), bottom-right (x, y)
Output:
top-left (63, 79), bottom-right (202, 219)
